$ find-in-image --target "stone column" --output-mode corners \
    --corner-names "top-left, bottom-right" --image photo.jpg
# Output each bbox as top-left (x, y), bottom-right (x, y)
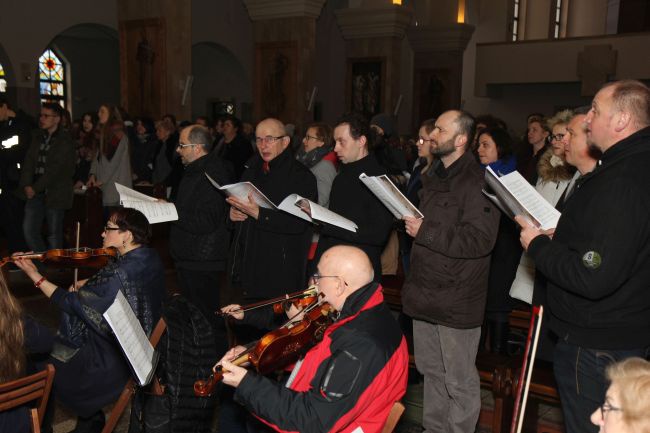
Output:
top-left (116, 0), bottom-right (191, 120)
top-left (407, 1), bottom-right (474, 129)
top-left (566, 0), bottom-right (608, 37)
top-left (243, 0), bottom-right (326, 131)
top-left (334, 1), bottom-right (412, 120)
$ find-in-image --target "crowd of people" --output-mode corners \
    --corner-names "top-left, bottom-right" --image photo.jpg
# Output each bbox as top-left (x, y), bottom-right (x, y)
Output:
top-left (0, 78), bottom-right (649, 433)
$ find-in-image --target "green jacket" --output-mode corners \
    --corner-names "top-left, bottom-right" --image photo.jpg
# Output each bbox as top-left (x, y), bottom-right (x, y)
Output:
top-left (18, 127), bottom-right (76, 209)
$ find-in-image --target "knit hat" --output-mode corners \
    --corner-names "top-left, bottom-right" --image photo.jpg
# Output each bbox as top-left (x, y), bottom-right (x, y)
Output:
top-left (370, 113), bottom-right (395, 137)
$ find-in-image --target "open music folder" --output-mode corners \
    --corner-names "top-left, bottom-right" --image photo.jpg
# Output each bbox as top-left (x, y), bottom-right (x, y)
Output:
top-left (205, 173), bottom-right (358, 232)
top-left (103, 290), bottom-right (158, 386)
top-left (359, 173), bottom-right (423, 219)
top-left (483, 166), bottom-right (561, 230)
top-left (115, 183), bottom-right (178, 224)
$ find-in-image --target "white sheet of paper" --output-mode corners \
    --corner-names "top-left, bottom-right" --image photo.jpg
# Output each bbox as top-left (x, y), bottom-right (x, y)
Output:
top-left (277, 194), bottom-right (358, 232)
top-left (115, 183), bottom-right (178, 224)
top-left (485, 166), bottom-right (561, 230)
top-left (359, 173), bottom-right (424, 219)
top-left (103, 290), bottom-right (158, 386)
top-left (204, 173), bottom-right (275, 209)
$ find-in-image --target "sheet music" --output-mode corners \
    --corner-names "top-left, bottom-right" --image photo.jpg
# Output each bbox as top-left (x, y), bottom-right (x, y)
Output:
top-left (115, 183), bottom-right (178, 224)
top-left (103, 290), bottom-right (158, 386)
top-left (484, 167), bottom-right (561, 230)
top-left (359, 173), bottom-right (424, 219)
top-left (278, 194), bottom-right (358, 232)
top-left (204, 174), bottom-right (275, 209)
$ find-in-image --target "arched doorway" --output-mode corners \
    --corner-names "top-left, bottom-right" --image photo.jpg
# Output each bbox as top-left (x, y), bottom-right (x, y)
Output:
top-left (191, 42), bottom-right (252, 122)
top-left (45, 23), bottom-right (119, 119)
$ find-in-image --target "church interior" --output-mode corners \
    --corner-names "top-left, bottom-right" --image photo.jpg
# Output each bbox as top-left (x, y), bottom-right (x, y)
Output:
top-left (1, 0), bottom-right (649, 432)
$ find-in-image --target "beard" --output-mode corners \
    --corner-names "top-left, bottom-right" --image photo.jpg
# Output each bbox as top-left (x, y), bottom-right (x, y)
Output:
top-left (431, 136), bottom-right (456, 157)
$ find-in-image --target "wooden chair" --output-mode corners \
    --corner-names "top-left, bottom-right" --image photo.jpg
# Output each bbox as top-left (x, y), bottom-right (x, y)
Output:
top-left (0, 364), bottom-right (55, 433)
top-left (102, 318), bottom-right (167, 433)
top-left (381, 401), bottom-right (406, 433)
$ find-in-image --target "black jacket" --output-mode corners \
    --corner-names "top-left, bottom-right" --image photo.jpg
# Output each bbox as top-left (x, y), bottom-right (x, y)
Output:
top-left (231, 147), bottom-right (317, 299)
top-left (170, 152), bottom-right (233, 270)
top-left (528, 126), bottom-right (650, 350)
top-left (314, 154), bottom-right (394, 280)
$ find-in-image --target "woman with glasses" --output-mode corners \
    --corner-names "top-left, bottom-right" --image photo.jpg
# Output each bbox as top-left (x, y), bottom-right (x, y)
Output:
top-left (591, 357), bottom-right (650, 433)
top-left (296, 123), bottom-right (337, 208)
top-left (400, 118), bottom-right (436, 275)
top-left (12, 207), bottom-right (165, 433)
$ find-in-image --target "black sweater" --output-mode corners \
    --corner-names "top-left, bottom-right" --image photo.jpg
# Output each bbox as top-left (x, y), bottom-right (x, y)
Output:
top-left (529, 126), bottom-right (650, 349)
top-left (314, 154), bottom-right (394, 280)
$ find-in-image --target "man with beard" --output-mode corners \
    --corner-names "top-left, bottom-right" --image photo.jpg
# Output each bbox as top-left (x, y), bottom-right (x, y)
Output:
top-left (401, 110), bottom-right (499, 433)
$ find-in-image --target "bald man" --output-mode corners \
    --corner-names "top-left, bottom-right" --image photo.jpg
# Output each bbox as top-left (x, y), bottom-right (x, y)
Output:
top-left (228, 118), bottom-right (317, 302)
top-left (220, 245), bottom-right (409, 433)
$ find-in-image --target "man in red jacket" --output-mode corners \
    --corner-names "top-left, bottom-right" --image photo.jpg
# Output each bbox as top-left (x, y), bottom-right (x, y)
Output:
top-left (220, 245), bottom-right (409, 433)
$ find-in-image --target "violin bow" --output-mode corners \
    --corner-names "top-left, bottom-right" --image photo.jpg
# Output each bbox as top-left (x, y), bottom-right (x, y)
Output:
top-left (510, 305), bottom-right (544, 433)
top-left (73, 222), bottom-right (80, 291)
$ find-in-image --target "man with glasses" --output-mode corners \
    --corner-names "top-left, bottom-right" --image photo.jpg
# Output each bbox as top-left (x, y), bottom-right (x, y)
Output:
top-left (19, 102), bottom-right (75, 252)
top-left (227, 117), bottom-right (317, 303)
top-left (219, 245), bottom-right (409, 433)
top-left (401, 109), bottom-right (499, 433)
top-left (312, 112), bottom-right (394, 282)
top-left (167, 124), bottom-right (233, 335)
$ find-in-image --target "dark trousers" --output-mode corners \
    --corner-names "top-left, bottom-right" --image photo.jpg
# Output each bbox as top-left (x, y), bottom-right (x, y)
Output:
top-left (553, 339), bottom-right (650, 433)
top-left (176, 267), bottom-right (221, 320)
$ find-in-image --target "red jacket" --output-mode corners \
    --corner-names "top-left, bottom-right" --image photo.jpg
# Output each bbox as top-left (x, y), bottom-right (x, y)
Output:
top-left (234, 283), bottom-right (409, 433)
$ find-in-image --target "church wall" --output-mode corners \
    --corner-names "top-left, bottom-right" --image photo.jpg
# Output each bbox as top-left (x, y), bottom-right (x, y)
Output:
top-left (191, 0), bottom-right (254, 121)
top-left (51, 35), bottom-right (120, 119)
top-left (0, 0), bottom-right (117, 114)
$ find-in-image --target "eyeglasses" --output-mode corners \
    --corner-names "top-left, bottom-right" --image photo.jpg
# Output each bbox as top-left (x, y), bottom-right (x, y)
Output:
top-left (255, 136), bottom-right (286, 145)
top-left (418, 137), bottom-right (435, 145)
top-left (103, 225), bottom-right (121, 232)
top-left (304, 135), bottom-right (322, 142)
top-left (550, 133), bottom-right (565, 141)
top-left (309, 273), bottom-right (348, 287)
top-left (599, 402), bottom-right (623, 421)
top-left (177, 143), bottom-right (199, 149)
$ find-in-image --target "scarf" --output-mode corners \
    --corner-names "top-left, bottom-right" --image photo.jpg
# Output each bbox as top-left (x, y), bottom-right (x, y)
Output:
top-left (295, 145), bottom-right (333, 168)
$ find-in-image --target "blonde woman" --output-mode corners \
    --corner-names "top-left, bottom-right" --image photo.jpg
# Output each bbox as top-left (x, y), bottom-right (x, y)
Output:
top-left (591, 357), bottom-right (650, 433)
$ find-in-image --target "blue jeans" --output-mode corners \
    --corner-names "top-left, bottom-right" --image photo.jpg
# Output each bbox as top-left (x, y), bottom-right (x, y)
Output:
top-left (553, 339), bottom-right (650, 433)
top-left (23, 194), bottom-right (65, 252)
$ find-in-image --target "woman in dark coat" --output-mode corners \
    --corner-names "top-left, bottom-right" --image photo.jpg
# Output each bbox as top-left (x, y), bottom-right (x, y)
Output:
top-left (13, 208), bottom-right (165, 433)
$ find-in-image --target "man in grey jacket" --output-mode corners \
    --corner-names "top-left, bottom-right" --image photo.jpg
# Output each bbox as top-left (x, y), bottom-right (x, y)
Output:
top-left (402, 110), bottom-right (499, 433)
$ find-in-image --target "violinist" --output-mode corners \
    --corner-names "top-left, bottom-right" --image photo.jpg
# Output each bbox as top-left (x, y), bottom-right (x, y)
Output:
top-left (219, 245), bottom-right (409, 433)
top-left (12, 207), bottom-right (165, 433)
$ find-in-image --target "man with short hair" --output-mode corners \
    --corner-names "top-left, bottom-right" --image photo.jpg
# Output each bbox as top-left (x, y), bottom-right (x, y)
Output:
top-left (313, 113), bottom-right (394, 281)
top-left (170, 124), bottom-right (233, 323)
top-left (556, 107), bottom-right (600, 209)
top-left (228, 118), bottom-right (317, 301)
top-left (19, 103), bottom-right (75, 251)
top-left (220, 245), bottom-right (409, 433)
top-left (402, 109), bottom-right (499, 433)
top-left (518, 80), bottom-right (650, 433)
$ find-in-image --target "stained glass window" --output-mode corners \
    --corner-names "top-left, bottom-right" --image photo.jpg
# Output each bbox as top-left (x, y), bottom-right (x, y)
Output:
top-left (0, 63), bottom-right (6, 93)
top-left (39, 48), bottom-right (66, 108)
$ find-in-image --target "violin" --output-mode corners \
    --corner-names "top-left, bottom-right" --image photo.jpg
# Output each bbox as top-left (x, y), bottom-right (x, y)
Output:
top-left (217, 286), bottom-right (319, 316)
top-left (195, 301), bottom-right (336, 397)
top-left (1, 247), bottom-right (118, 269)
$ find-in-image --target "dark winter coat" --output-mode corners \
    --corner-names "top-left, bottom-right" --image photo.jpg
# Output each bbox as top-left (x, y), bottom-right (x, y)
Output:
top-left (528, 126), bottom-right (650, 350)
top-left (231, 147), bottom-right (317, 299)
top-left (402, 151), bottom-right (499, 328)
